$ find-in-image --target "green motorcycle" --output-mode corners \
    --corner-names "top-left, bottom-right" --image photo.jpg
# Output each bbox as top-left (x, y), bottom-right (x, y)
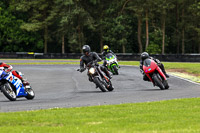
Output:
top-left (105, 53), bottom-right (119, 75)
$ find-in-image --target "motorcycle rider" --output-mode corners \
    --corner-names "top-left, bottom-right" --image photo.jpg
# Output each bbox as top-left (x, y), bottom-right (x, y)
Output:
top-left (101, 45), bottom-right (117, 67)
top-left (139, 52), bottom-right (169, 81)
top-left (0, 62), bottom-right (29, 86)
top-left (79, 45), bottom-right (112, 80)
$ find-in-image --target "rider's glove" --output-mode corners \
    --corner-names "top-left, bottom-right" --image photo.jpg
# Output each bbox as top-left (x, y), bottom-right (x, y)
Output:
top-left (140, 69), bottom-right (145, 75)
top-left (5, 65), bottom-right (13, 73)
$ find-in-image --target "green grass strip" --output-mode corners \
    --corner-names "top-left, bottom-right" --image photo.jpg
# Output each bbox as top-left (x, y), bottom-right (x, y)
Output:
top-left (0, 98), bottom-right (200, 133)
top-left (9, 62), bottom-right (80, 65)
top-left (119, 61), bottom-right (200, 76)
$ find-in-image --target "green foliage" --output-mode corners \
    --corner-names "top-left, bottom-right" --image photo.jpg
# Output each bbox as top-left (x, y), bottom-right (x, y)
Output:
top-left (1, 98), bottom-right (200, 132)
top-left (146, 44), bottom-right (161, 54)
top-left (0, 0), bottom-right (200, 53)
top-left (0, 1), bottom-right (43, 52)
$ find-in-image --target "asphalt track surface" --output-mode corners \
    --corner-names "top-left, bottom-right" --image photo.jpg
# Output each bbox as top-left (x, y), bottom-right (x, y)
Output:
top-left (0, 64), bottom-right (199, 112)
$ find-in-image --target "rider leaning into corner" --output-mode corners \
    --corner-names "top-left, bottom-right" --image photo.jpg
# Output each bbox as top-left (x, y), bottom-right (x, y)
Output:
top-left (79, 45), bottom-right (112, 80)
top-left (139, 52), bottom-right (169, 81)
top-left (0, 62), bottom-right (29, 86)
top-left (101, 45), bottom-right (117, 67)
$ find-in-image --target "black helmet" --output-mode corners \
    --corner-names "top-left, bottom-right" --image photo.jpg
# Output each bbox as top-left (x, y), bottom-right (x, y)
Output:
top-left (82, 45), bottom-right (91, 54)
top-left (141, 52), bottom-right (149, 60)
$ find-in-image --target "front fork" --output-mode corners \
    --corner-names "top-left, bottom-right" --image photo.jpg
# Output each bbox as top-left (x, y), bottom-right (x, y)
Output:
top-left (146, 73), bottom-right (155, 86)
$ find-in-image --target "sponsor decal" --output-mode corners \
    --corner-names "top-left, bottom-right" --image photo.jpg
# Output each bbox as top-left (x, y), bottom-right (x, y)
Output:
top-left (9, 76), bottom-right (13, 82)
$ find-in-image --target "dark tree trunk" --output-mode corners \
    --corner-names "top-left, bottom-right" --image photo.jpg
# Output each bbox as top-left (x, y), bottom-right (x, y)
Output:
top-left (181, 8), bottom-right (185, 54)
top-left (182, 28), bottom-right (185, 54)
top-left (122, 44), bottom-right (125, 53)
top-left (137, 15), bottom-right (143, 53)
top-left (199, 42), bottom-right (200, 53)
top-left (62, 35), bottom-right (65, 54)
top-left (100, 28), bottom-right (103, 52)
top-left (161, 15), bottom-right (166, 54)
top-left (44, 25), bottom-right (48, 54)
top-left (145, 10), bottom-right (149, 51)
top-left (176, 3), bottom-right (180, 54)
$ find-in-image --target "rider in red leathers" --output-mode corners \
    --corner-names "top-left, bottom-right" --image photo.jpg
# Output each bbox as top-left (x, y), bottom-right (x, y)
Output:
top-left (0, 62), bottom-right (29, 86)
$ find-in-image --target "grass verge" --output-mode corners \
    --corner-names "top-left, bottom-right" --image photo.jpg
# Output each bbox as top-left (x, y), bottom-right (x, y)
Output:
top-left (1, 98), bottom-right (200, 133)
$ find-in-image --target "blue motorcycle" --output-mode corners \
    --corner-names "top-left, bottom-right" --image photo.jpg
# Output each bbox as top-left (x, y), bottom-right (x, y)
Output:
top-left (0, 70), bottom-right (35, 101)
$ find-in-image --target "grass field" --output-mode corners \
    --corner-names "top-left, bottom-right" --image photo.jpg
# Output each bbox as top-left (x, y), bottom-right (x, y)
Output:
top-left (1, 98), bottom-right (200, 133)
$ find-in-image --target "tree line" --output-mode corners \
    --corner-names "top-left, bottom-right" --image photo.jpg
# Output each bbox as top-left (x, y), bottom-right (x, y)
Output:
top-left (0, 0), bottom-right (200, 54)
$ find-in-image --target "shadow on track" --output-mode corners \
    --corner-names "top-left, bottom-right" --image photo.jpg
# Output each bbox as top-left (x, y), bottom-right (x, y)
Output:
top-left (77, 90), bottom-right (105, 93)
top-left (136, 89), bottom-right (167, 91)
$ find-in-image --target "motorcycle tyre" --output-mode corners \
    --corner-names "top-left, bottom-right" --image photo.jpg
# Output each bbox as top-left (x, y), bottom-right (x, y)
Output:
top-left (93, 77), bottom-right (107, 92)
top-left (25, 87), bottom-right (35, 100)
top-left (106, 83), bottom-right (114, 91)
top-left (1, 82), bottom-right (16, 101)
top-left (113, 65), bottom-right (118, 75)
top-left (152, 74), bottom-right (165, 90)
top-left (163, 80), bottom-right (169, 89)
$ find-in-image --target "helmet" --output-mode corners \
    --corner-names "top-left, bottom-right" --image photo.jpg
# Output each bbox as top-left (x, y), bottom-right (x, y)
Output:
top-left (82, 45), bottom-right (91, 54)
top-left (141, 52), bottom-right (149, 60)
top-left (103, 45), bottom-right (109, 50)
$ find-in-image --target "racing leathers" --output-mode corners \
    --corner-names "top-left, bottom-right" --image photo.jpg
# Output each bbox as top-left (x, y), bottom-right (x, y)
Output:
top-left (79, 52), bottom-right (112, 79)
top-left (101, 50), bottom-right (116, 67)
top-left (0, 62), bottom-right (29, 85)
top-left (139, 57), bottom-right (169, 81)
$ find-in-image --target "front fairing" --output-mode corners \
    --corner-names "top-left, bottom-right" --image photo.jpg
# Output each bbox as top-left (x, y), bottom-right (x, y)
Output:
top-left (5, 72), bottom-right (27, 97)
top-left (0, 70), bottom-right (9, 80)
top-left (143, 59), bottom-right (157, 74)
top-left (106, 55), bottom-right (118, 67)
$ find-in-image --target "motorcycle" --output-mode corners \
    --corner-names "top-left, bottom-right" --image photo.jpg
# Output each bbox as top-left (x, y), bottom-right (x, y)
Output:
top-left (77, 61), bottom-right (114, 92)
top-left (105, 53), bottom-right (119, 75)
top-left (0, 68), bottom-right (35, 101)
top-left (143, 58), bottom-right (169, 90)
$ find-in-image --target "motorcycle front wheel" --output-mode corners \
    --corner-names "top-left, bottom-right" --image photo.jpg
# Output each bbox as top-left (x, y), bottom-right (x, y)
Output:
top-left (106, 82), bottom-right (114, 91)
top-left (113, 65), bottom-right (118, 75)
top-left (1, 82), bottom-right (16, 101)
top-left (93, 77), bottom-right (107, 92)
top-left (152, 74), bottom-right (165, 90)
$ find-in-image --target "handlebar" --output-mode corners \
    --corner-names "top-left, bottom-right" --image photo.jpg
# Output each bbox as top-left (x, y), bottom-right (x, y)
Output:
top-left (77, 61), bottom-right (99, 73)
top-left (86, 60), bottom-right (99, 67)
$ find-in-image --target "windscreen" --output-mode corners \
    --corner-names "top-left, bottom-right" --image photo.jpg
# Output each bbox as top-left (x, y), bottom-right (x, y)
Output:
top-left (143, 59), bottom-right (151, 67)
top-left (105, 53), bottom-right (114, 59)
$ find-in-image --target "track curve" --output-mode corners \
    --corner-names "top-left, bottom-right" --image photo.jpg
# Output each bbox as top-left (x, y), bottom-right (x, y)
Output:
top-left (0, 64), bottom-right (199, 112)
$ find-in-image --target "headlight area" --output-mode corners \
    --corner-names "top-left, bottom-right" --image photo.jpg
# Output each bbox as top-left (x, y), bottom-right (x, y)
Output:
top-left (89, 68), bottom-right (95, 74)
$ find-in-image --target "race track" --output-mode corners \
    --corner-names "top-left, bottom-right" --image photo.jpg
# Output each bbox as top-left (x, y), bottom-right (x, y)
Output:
top-left (0, 64), bottom-right (199, 112)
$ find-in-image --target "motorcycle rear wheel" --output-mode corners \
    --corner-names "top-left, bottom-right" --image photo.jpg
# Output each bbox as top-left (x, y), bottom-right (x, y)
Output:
top-left (1, 82), bottom-right (16, 101)
top-left (25, 87), bottom-right (35, 100)
top-left (93, 77), bottom-right (107, 92)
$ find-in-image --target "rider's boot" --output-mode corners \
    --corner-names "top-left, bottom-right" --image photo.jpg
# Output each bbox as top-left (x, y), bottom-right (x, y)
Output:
top-left (159, 64), bottom-right (169, 78)
top-left (22, 79), bottom-right (30, 86)
top-left (164, 73), bottom-right (169, 78)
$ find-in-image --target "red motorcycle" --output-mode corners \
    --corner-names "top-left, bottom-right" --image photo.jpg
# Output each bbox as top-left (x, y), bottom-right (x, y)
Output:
top-left (143, 58), bottom-right (169, 90)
